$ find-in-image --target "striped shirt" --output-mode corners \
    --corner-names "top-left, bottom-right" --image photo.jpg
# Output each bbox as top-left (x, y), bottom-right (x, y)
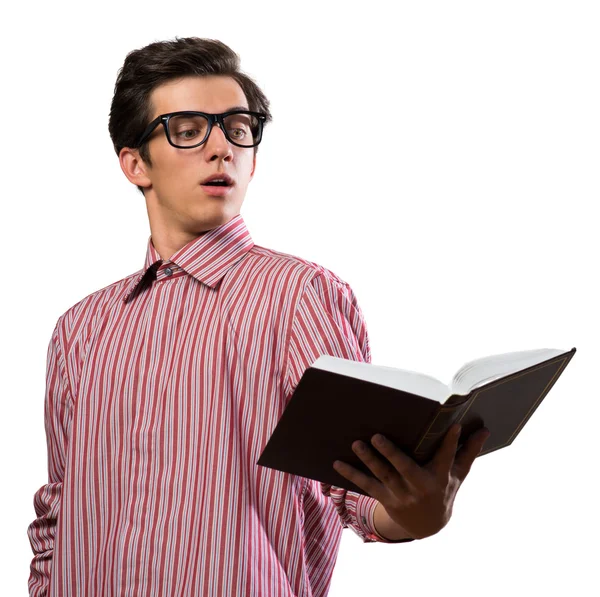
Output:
top-left (27, 213), bottom-right (408, 597)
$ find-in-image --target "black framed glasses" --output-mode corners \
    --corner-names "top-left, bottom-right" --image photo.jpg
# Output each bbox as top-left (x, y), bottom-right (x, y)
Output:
top-left (134, 109), bottom-right (267, 149)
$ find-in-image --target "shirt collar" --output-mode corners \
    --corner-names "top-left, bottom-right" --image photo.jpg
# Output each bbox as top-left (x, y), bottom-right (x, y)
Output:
top-left (123, 213), bottom-right (254, 303)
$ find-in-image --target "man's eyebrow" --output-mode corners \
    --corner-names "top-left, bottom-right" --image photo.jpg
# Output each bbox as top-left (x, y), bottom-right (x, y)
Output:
top-left (172, 106), bottom-right (250, 115)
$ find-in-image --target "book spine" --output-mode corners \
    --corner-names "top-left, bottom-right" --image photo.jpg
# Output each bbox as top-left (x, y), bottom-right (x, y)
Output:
top-left (413, 403), bottom-right (463, 463)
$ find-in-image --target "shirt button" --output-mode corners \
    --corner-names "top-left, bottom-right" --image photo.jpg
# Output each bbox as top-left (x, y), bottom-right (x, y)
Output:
top-left (361, 516), bottom-right (367, 525)
top-left (164, 267), bottom-right (173, 276)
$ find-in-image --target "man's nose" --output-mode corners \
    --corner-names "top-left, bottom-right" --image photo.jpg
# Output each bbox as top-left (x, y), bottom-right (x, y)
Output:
top-left (207, 121), bottom-right (229, 144)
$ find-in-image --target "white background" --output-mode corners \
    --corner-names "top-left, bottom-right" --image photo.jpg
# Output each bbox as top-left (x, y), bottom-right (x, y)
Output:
top-left (1, 1), bottom-right (598, 595)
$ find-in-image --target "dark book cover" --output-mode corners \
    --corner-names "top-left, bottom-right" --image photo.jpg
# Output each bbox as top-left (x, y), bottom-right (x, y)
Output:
top-left (257, 348), bottom-right (576, 496)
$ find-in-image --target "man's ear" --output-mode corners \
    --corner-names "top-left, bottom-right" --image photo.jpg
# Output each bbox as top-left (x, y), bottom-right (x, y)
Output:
top-left (119, 147), bottom-right (152, 190)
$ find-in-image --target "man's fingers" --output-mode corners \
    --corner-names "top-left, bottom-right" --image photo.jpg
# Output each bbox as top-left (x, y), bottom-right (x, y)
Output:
top-left (431, 423), bottom-right (462, 479)
top-left (453, 428), bottom-right (491, 481)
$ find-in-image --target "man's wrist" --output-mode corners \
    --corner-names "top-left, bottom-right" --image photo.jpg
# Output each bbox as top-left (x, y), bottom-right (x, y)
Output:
top-left (373, 502), bottom-right (414, 541)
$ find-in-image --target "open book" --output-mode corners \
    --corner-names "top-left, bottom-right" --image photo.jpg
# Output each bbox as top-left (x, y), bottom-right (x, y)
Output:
top-left (257, 347), bottom-right (576, 496)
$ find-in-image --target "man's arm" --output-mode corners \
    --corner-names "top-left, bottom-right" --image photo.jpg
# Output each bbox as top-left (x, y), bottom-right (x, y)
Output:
top-left (27, 322), bottom-right (73, 597)
top-left (286, 270), bottom-right (415, 543)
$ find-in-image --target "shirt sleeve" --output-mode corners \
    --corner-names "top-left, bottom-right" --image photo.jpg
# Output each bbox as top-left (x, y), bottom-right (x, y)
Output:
top-left (284, 270), bottom-right (414, 544)
top-left (27, 321), bottom-right (74, 595)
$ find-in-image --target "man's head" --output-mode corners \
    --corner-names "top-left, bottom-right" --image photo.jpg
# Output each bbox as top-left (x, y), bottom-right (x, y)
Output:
top-left (108, 37), bottom-right (272, 244)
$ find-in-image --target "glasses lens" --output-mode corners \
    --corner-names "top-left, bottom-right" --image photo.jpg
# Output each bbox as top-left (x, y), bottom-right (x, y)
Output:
top-left (168, 114), bottom-right (208, 147)
top-left (168, 112), bottom-right (261, 147)
top-left (223, 112), bottom-right (262, 146)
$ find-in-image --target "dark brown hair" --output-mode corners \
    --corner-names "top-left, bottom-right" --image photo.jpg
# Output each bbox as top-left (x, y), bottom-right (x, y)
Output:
top-left (108, 36), bottom-right (273, 196)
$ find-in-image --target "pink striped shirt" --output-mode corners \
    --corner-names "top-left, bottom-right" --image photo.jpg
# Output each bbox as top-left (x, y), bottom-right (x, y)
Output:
top-left (27, 213), bottom-right (408, 597)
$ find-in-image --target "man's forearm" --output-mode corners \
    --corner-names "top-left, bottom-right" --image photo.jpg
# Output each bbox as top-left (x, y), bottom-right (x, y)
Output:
top-left (373, 502), bottom-right (414, 540)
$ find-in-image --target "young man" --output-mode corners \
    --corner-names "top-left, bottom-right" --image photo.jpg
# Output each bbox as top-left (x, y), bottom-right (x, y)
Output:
top-left (27, 37), bottom-right (489, 597)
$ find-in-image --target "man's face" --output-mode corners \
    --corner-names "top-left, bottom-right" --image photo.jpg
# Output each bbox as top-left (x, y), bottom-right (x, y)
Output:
top-left (122, 75), bottom-right (257, 237)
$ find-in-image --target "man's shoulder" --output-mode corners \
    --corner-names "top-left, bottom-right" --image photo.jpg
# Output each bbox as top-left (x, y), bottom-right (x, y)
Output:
top-left (249, 244), bottom-right (349, 288)
top-left (52, 270), bottom-right (141, 337)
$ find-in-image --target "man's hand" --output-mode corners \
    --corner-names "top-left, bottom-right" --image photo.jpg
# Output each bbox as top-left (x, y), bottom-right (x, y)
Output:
top-left (332, 424), bottom-right (491, 539)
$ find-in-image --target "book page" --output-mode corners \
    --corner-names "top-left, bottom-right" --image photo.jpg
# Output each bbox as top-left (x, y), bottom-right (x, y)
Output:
top-left (450, 348), bottom-right (568, 395)
top-left (310, 355), bottom-right (450, 402)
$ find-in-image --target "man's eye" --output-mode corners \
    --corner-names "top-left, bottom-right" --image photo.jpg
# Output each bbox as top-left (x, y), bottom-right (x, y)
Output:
top-left (177, 129), bottom-right (198, 139)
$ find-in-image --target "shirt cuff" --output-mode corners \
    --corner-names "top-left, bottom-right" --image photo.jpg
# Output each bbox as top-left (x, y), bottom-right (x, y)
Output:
top-left (356, 495), bottom-right (415, 543)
